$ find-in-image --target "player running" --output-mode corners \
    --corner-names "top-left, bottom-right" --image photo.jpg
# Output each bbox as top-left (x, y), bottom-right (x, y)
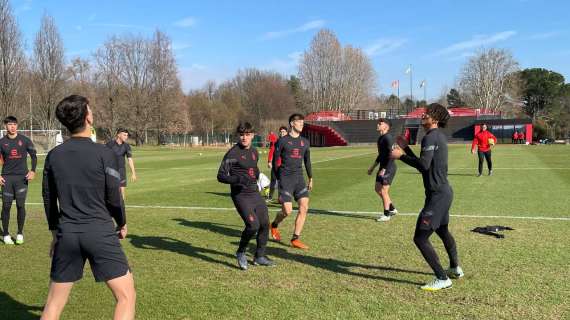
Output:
top-left (269, 114), bottom-right (313, 250)
top-left (367, 118), bottom-right (398, 222)
top-left (0, 116), bottom-right (37, 245)
top-left (391, 103), bottom-right (463, 291)
top-left (217, 122), bottom-right (275, 270)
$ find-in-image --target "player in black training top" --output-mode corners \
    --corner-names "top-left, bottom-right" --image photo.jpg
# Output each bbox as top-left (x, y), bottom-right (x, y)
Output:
top-left (367, 118), bottom-right (398, 222)
top-left (41, 95), bottom-right (136, 320)
top-left (217, 122), bottom-right (275, 270)
top-left (269, 113), bottom-right (313, 250)
top-left (106, 128), bottom-right (137, 199)
top-left (0, 116), bottom-right (37, 245)
top-left (391, 103), bottom-right (463, 292)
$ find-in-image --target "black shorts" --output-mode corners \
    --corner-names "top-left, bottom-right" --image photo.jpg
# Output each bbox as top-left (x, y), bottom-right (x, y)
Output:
top-left (375, 167), bottom-right (397, 186)
top-left (278, 175), bottom-right (309, 203)
top-left (119, 168), bottom-right (127, 187)
top-left (1, 175), bottom-right (28, 201)
top-left (50, 231), bottom-right (130, 283)
top-left (232, 193), bottom-right (269, 225)
top-left (417, 185), bottom-right (453, 231)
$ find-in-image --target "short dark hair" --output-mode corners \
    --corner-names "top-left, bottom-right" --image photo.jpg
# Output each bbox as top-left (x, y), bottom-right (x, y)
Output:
top-left (55, 95), bottom-right (89, 134)
top-left (425, 103), bottom-right (450, 128)
top-left (3, 116), bottom-right (17, 124)
top-left (288, 113), bottom-right (304, 125)
top-left (378, 118), bottom-right (391, 127)
top-left (236, 122), bottom-right (254, 134)
top-left (116, 128), bottom-right (129, 135)
top-left (278, 126), bottom-right (287, 131)
top-left (480, 123), bottom-right (487, 127)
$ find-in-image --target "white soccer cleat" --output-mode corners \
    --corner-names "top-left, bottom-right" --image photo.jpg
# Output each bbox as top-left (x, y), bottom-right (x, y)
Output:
top-left (389, 208), bottom-right (398, 215)
top-left (420, 277), bottom-right (452, 291)
top-left (15, 234), bottom-right (24, 245)
top-left (3, 235), bottom-right (14, 245)
top-left (376, 215), bottom-right (391, 222)
top-left (446, 266), bottom-right (464, 279)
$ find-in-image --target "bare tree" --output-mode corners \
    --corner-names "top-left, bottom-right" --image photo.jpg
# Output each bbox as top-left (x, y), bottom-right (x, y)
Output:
top-left (32, 13), bottom-right (66, 130)
top-left (298, 29), bottom-right (376, 113)
top-left (459, 48), bottom-right (520, 112)
top-left (0, 0), bottom-right (26, 119)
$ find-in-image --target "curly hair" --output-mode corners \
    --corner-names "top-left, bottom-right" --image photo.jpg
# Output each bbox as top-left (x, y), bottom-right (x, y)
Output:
top-left (425, 103), bottom-right (450, 128)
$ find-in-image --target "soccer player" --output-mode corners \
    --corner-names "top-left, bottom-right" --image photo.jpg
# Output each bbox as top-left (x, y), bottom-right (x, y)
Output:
top-left (270, 114), bottom-right (313, 250)
top-left (42, 95), bottom-right (135, 319)
top-left (106, 128), bottom-right (137, 199)
top-left (0, 116), bottom-right (37, 245)
top-left (391, 103), bottom-right (463, 291)
top-left (471, 123), bottom-right (497, 177)
top-left (267, 126), bottom-right (288, 201)
top-left (367, 118), bottom-right (398, 222)
top-left (217, 122), bottom-right (274, 270)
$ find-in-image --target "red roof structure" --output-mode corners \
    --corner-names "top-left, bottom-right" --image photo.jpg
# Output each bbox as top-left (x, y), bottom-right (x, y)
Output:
top-left (400, 106), bottom-right (500, 119)
top-left (305, 111), bottom-right (352, 121)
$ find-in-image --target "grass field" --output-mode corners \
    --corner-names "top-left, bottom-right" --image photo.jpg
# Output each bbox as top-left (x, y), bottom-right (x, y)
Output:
top-left (1, 144), bottom-right (569, 319)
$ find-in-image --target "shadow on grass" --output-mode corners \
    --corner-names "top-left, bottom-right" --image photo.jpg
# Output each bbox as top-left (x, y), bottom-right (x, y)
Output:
top-left (448, 173), bottom-right (477, 176)
top-left (173, 218), bottom-right (242, 238)
top-left (308, 208), bottom-right (375, 220)
top-left (204, 192), bottom-right (231, 198)
top-left (128, 235), bottom-right (237, 269)
top-left (0, 292), bottom-right (43, 319)
top-left (265, 247), bottom-right (427, 286)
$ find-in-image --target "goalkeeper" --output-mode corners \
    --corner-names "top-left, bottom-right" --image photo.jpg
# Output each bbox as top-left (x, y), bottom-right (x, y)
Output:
top-left (471, 123), bottom-right (497, 177)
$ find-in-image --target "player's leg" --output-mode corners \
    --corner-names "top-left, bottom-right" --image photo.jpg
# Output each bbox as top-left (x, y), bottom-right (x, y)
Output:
top-left (270, 177), bottom-right (294, 241)
top-left (14, 177), bottom-right (28, 244)
top-left (232, 196), bottom-right (260, 269)
top-left (1, 177), bottom-right (15, 243)
top-left (291, 178), bottom-right (310, 249)
top-left (485, 151), bottom-right (493, 175)
top-left (477, 151), bottom-right (484, 176)
top-left (41, 282), bottom-right (74, 320)
top-left (252, 196), bottom-right (274, 266)
top-left (106, 272), bottom-right (136, 320)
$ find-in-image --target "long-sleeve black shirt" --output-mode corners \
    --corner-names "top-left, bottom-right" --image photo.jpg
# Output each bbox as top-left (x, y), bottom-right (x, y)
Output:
top-left (217, 144), bottom-right (260, 196)
top-left (375, 133), bottom-right (396, 171)
top-left (272, 135), bottom-right (312, 179)
top-left (400, 128), bottom-right (449, 192)
top-left (43, 137), bottom-right (126, 232)
top-left (106, 140), bottom-right (133, 170)
top-left (0, 134), bottom-right (37, 175)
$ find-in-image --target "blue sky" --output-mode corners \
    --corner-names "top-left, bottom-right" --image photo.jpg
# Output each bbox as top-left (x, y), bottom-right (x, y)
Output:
top-left (11, 0), bottom-right (570, 100)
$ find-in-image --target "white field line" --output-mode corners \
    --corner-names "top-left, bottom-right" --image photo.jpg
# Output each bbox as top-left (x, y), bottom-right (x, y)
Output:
top-left (26, 203), bottom-right (570, 221)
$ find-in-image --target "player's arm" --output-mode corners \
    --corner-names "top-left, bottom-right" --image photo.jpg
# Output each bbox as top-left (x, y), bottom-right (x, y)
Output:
top-left (217, 150), bottom-right (249, 186)
top-left (126, 144), bottom-right (137, 181)
top-left (471, 134), bottom-right (478, 153)
top-left (304, 144), bottom-right (313, 190)
top-left (399, 136), bottom-right (435, 172)
top-left (42, 153), bottom-right (60, 231)
top-left (272, 139), bottom-right (283, 173)
top-left (26, 139), bottom-right (38, 180)
top-left (267, 142), bottom-right (275, 169)
top-left (103, 152), bottom-right (126, 230)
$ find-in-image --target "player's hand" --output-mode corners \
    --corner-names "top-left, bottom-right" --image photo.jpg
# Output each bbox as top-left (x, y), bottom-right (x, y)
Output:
top-left (118, 225), bottom-right (128, 239)
top-left (267, 162), bottom-right (272, 169)
top-left (390, 147), bottom-right (403, 159)
top-left (367, 167), bottom-right (374, 175)
top-left (395, 135), bottom-right (409, 149)
top-left (49, 232), bottom-right (58, 257)
top-left (0, 176), bottom-right (4, 186)
top-left (307, 178), bottom-right (313, 191)
top-left (379, 169), bottom-right (386, 177)
top-left (131, 173), bottom-right (137, 182)
top-left (471, 149), bottom-right (475, 155)
top-left (26, 171), bottom-right (36, 181)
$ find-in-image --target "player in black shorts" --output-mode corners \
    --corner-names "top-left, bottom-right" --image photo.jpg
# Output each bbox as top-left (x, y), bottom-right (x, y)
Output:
top-left (269, 114), bottom-right (313, 250)
top-left (367, 118), bottom-right (398, 222)
top-left (0, 116), bottom-right (37, 245)
top-left (217, 122), bottom-right (275, 270)
top-left (391, 103), bottom-right (463, 291)
top-left (106, 128), bottom-right (137, 199)
top-left (42, 95), bottom-right (136, 319)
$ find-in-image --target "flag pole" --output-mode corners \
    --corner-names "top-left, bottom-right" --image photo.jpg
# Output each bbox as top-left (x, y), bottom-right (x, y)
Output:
top-left (424, 80), bottom-right (427, 102)
top-left (409, 64), bottom-right (413, 103)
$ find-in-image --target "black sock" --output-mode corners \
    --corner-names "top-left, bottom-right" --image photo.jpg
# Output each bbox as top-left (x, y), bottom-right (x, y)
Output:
top-left (291, 234), bottom-right (299, 241)
top-left (383, 209), bottom-right (390, 216)
top-left (271, 222), bottom-right (279, 228)
top-left (389, 203), bottom-right (395, 211)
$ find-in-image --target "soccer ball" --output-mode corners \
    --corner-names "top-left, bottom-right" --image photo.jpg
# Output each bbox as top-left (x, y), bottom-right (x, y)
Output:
top-left (488, 138), bottom-right (495, 146)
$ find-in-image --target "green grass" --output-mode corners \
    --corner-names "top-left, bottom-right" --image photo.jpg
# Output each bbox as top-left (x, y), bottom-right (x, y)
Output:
top-left (1, 144), bottom-right (569, 319)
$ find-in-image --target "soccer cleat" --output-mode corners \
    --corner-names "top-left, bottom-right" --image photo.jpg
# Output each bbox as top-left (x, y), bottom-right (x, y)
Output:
top-left (290, 239), bottom-right (309, 250)
top-left (476, 173), bottom-right (482, 177)
top-left (377, 214), bottom-right (391, 222)
top-left (236, 252), bottom-right (248, 270)
top-left (253, 256), bottom-right (276, 267)
top-left (389, 208), bottom-right (398, 216)
top-left (3, 235), bottom-right (14, 245)
top-left (270, 227), bottom-right (281, 241)
top-left (15, 234), bottom-right (24, 245)
top-left (488, 170), bottom-right (493, 176)
top-left (420, 277), bottom-right (452, 291)
top-left (446, 266), bottom-right (464, 279)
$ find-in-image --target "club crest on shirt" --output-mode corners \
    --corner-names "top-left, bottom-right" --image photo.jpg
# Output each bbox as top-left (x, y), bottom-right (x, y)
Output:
top-left (18, 140), bottom-right (23, 147)
top-left (251, 152), bottom-right (256, 161)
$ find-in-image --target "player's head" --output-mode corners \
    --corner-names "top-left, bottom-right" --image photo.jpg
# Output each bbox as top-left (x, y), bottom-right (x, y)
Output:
top-left (377, 118), bottom-right (391, 134)
top-left (56, 95), bottom-right (92, 134)
top-left (116, 128), bottom-right (129, 142)
top-left (481, 123), bottom-right (487, 131)
top-left (3, 116), bottom-right (18, 134)
top-left (422, 103), bottom-right (450, 130)
top-left (236, 122), bottom-right (255, 148)
top-left (278, 126), bottom-right (288, 137)
top-left (289, 113), bottom-right (304, 133)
